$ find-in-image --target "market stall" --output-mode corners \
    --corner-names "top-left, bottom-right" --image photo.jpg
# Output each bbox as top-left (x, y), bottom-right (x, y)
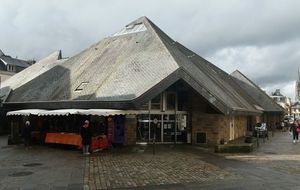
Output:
top-left (7, 108), bottom-right (139, 151)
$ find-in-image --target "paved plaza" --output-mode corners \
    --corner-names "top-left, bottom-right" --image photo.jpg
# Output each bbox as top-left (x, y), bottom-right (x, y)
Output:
top-left (1, 131), bottom-right (300, 189)
top-left (85, 147), bottom-right (235, 189)
top-left (0, 137), bottom-right (85, 190)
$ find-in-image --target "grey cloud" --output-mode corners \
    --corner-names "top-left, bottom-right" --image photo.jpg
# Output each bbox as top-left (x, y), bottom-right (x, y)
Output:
top-left (209, 39), bottom-right (300, 98)
top-left (1, 0), bottom-right (299, 98)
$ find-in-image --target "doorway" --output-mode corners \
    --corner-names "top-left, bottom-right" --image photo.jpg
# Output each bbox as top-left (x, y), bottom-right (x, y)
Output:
top-left (136, 113), bottom-right (188, 143)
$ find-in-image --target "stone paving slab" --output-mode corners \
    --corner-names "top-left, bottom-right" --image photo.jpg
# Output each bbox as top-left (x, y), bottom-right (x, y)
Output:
top-left (85, 148), bottom-right (235, 190)
top-left (0, 135), bottom-right (85, 190)
top-left (223, 131), bottom-right (300, 176)
top-left (2, 132), bottom-right (300, 190)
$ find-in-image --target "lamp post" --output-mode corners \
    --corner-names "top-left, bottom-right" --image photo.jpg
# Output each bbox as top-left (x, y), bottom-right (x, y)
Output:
top-left (153, 118), bottom-right (158, 155)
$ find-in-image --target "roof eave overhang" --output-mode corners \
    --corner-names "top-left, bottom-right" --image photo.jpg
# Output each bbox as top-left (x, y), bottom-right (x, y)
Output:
top-left (3, 70), bottom-right (263, 116)
top-left (263, 110), bottom-right (286, 114)
top-left (134, 68), bottom-right (262, 116)
top-left (229, 109), bottom-right (262, 116)
top-left (2, 100), bottom-right (135, 110)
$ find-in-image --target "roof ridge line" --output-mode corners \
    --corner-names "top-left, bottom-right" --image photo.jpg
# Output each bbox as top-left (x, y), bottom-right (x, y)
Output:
top-left (143, 17), bottom-right (183, 70)
top-left (231, 70), bottom-right (285, 112)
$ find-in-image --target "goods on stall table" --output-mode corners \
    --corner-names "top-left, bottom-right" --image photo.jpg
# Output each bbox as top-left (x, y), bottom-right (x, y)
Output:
top-left (45, 133), bottom-right (111, 152)
top-left (90, 135), bottom-right (111, 152)
top-left (78, 135), bottom-right (111, 152)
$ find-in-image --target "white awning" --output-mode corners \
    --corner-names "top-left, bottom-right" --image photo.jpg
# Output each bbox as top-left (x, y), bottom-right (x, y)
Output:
top-left (78, 109), bottom-right (139, 116)
top-left (38, 109), bottom-right (85, 116)
top-left (6, 109), bottom-right (47, 116)
top-left (6, 109), bottom-right (139, 116)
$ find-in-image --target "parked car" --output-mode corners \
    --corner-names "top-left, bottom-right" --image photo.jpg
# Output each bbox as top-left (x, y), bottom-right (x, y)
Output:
top-left (253, 123), bottom-right (268, 138)
top-left (283, 115), bottom-right (294, 124)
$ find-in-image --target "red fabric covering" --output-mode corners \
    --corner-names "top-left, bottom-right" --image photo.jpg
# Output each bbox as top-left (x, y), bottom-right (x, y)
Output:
top-left (45, 133), bottom-right (111, 151)
top-left (45, 133), bottom-right (81, 146)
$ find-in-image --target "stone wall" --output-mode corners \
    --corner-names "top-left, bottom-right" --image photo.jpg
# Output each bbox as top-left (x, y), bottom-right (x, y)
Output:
top-left (233, 115), bottom-right (247, 139)
top-left (256, 113), bottom-right (282, 129)
top-left (265, 113), bottom-right (282, 129)
top-left (191, 112), bottom-right (247, 145)
top-left (124, 117), bottom-right (137, 145)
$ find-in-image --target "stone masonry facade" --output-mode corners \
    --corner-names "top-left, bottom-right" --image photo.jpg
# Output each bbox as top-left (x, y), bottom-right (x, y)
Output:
top-left (191, 112), bottom-right (247, 145)
top-left (124, 117), bottom-right (137, 145)
top-left (124, 113), bottom-right (248, 146)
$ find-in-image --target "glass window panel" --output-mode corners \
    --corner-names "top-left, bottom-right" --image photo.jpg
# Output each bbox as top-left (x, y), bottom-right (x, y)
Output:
top-left (151, 94), bottom-right (161, 110)
top-left (166, 93), bottom-right (176, 110)
top-left (140, 102), bottom-right (149, 110)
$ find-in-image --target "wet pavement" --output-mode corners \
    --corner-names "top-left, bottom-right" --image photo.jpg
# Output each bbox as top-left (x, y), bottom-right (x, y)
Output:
top-left (85, 147), bottom-right (234, 189)
top-left (0, 136), bottom-right (85, 190)
top-left (86, 131), bottom-right (300, 190)
top-left (1, 131), bottom-right (300, 189)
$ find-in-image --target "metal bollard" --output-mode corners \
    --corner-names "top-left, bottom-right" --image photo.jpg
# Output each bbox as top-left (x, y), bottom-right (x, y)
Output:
top-left (152, 136), bottom-right (156, 155)
top-left (256, 130), bottom-right (259, 147)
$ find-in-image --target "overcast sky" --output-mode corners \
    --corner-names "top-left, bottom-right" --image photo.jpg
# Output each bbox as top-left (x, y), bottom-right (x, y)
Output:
top-left (1, 0), bottom-right (299, 100)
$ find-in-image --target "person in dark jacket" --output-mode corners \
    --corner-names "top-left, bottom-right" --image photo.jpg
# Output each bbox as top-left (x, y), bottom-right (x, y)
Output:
top-left (290, 120), bottom-right (299, 143)
top-left (80, 120), bottom-right (92, 155)
top-left (22, 121), bottom-right (32, 147)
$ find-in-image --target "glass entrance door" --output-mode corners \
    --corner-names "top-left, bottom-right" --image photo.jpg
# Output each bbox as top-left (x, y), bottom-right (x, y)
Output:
top-left (176, 114), bottom-right (188, 142)
top-left (137, 115), bottom-right (150, 143)
top-left (150, 114), bottom-right (162, 142)
top-left (137, 113), bottom-right (188, 143)
top-left (162, 114), bottom-right (175, 142)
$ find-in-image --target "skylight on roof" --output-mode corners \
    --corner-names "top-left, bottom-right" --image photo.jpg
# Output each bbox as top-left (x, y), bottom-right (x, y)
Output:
top-left (113, 23), bottom-right (147, 37)
top-left (75, 82), bottom-right (89, 92)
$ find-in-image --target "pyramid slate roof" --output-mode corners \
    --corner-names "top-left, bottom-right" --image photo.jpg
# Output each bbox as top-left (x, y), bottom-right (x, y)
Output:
top-left (231, 70), bottom-right (285, 113)
top-left (0, 50), bottom-right (66, 102)
top-left (2, 17), bottom-right (261, 115)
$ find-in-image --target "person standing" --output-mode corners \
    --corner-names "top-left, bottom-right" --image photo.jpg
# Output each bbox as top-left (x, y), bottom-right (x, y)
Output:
top-left (22, 121), bottom-right (32, 147)
top-left (80, 120), bottom-right (92, 155)
top-left (290, 120), bottom-right (299, 143)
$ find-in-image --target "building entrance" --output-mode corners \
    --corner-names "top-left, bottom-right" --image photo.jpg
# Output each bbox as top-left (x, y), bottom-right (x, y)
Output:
top-left (137, 113), bottom-right (188, 144)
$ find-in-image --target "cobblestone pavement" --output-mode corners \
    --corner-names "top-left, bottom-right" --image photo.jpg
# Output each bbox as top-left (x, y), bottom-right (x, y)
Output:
top-left (2, 131), bottom-right (300, 190)
top-left (85, 132), bottom-right (300, 190)
top-left (85, 146), bottom-right (235, 190)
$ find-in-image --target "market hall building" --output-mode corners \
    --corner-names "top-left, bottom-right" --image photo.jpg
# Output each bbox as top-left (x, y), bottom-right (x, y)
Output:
top-left (1, 17), bottom-right (274, 147)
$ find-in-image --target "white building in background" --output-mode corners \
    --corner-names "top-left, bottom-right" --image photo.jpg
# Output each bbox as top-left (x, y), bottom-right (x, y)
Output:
top-left (291, 70), bottom-right (300, 118)
top-left (0, 49), bottom-right (33, 83)
top-left (295, 69), bottom-right (300, 102)
top-left (270, 89), bottom-right (291, 115)
top-left (291, 102), bottom-right (300, 119)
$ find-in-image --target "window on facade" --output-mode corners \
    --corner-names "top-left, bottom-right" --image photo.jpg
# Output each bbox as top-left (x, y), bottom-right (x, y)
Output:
top-left (196, 132), bottom-right (206, 143)
top-left (113, 23), bottom-right (147, 37)
top-left (166, 93), bottom-right (176, 110)
top-left (7, 65), bottom-right (14, 71)
top-left (178, 91), bottom-right (188, 111)
top-left (140, 102), bottom-right (150, 110)
top-left (151, 94), bottom-right (161, 110)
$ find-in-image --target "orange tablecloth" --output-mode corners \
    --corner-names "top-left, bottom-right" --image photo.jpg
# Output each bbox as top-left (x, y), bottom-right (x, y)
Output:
top-left (45, 133), bottom-right (81, 146)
